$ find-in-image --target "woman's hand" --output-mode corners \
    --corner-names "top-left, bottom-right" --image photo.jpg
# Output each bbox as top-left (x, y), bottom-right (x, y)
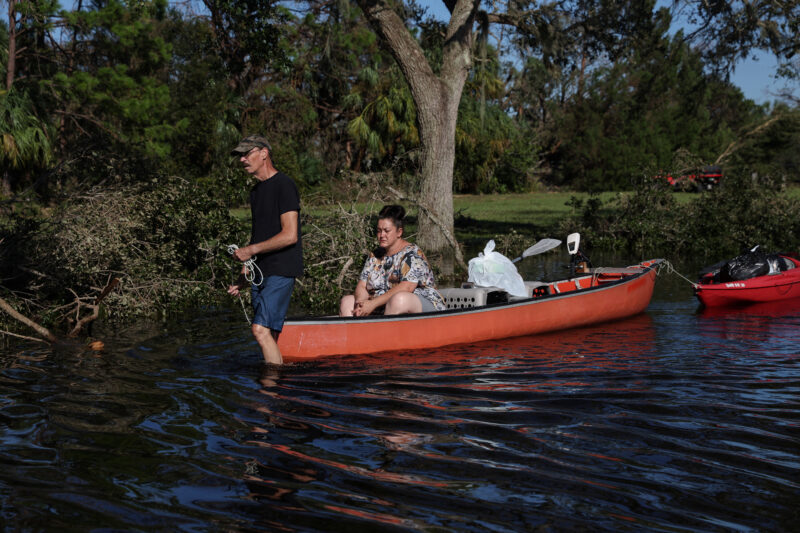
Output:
top-left (352, 281), bottom-right (371, 316)
top-left (354, 297), bottom-right (379, 316)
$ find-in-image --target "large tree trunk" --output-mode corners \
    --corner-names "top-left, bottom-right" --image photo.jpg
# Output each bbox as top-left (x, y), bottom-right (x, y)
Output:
top-left (415, 87), bottom-right (459, 273)
top-left (357, 0), bottom-right (477, 275)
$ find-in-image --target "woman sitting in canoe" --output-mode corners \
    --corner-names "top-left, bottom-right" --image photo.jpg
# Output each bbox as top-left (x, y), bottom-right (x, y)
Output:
top-left (339, 205), bottom-right (446, 317)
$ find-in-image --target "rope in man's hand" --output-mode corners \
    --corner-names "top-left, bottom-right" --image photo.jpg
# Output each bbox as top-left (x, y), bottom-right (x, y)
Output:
top-left (227, 244), bottom-right (264, 286)
top-left (226, 244), bottom-right (265, 325)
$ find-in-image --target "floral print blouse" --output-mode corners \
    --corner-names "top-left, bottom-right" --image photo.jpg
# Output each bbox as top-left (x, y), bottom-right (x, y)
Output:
top-left (359, 244), bottom-right (446, 311)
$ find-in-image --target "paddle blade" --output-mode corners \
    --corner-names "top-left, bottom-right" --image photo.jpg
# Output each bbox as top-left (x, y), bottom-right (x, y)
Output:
top-left (512, 238), bottom-right (562, 262)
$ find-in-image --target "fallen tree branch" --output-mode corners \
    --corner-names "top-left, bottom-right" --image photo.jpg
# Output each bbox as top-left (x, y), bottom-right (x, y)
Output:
top-left (715, 114), bottom-right (783, 165)
top-left (68, 300), bottom-right (99, 338)
top-left (17, 265), bottom-right (47, 278)
top-left (309, 255), bottom-right (353, 268)
top-left (336, 257), bottom-right (354, 288)
top-left (66, 277), bottom-right (119, 338)
top-left (0, 295), bottom-right (58, 343)
top-left (0, 329), bottom-right (50, 344)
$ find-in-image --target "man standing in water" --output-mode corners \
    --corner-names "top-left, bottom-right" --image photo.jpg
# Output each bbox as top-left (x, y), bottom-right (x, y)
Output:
top-left (227, 135), bottom-right (302, 365)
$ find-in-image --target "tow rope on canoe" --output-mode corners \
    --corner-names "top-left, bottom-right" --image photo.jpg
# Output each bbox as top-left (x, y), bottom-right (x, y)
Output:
top-left (658, 260), bottom-right (698, 289)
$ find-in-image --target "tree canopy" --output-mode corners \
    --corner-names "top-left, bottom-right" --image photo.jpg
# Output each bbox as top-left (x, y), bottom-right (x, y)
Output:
top-left (0, 0), bottom-right (796, 194)
top-left (0, 0), bottom-right (799, 339)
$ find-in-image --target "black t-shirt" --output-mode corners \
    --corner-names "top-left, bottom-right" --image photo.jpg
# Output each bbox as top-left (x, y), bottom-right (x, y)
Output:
top-left (249, 171), bottom-right (303, 278)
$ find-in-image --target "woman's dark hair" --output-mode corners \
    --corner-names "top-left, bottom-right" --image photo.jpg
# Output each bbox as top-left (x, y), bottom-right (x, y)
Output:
top-left (373, 205), bottom-right (405, 258)
top-left (378, 204), bottom-right (405, 230)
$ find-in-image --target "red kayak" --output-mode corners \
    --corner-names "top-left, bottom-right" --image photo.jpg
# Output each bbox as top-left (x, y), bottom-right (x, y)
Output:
top-left (695, 254), bottom-right (800, 307)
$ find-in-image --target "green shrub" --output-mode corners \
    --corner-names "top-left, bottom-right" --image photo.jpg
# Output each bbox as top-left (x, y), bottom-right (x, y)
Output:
top-left (559, 172), bottom-right (800, 260)
top-left (682, 173), bottom-right (800, 258)
top-left (3, 176), bottom-right (244, 333)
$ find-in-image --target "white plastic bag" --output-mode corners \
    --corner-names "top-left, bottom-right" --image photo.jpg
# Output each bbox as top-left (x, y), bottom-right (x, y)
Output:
top-left (467, 240), bottom-right (528, 297)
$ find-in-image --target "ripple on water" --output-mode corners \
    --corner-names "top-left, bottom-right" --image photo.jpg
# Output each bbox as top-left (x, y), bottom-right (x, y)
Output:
top-left (0, 301), bottom-right (799, 531)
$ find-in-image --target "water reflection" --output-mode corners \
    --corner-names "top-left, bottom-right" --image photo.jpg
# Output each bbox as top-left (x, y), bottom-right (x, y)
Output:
top-left (697, 297), bottom-right (800, 348)
top-left (698, 295), bottom-right (800, 319)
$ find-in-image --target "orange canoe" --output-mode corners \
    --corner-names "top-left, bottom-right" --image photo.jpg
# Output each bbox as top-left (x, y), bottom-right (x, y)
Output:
top-left (279, 259), bottom-right (663, 360)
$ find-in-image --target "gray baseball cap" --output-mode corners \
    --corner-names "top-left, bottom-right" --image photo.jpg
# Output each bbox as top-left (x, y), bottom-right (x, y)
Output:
top-left (231, 134), bottom-right (272, 155)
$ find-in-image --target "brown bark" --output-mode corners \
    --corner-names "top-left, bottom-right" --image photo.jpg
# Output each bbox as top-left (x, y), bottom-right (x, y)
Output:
top-left (0, 295), bottom-right (58, 343)
top-left (356, 0), bottom-right (479, 274)
top-left (0, 278), bottom-right (118, 343)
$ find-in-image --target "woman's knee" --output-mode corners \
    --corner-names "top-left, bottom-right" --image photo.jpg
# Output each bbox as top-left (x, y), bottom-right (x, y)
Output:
top-left (339, 295), bottom-right (356, 316)
top-left (385, 292), bottom-right (421, 315)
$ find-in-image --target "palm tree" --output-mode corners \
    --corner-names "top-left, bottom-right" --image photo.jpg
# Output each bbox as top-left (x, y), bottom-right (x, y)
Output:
top-left (0, 87), bottom-right (53, 194)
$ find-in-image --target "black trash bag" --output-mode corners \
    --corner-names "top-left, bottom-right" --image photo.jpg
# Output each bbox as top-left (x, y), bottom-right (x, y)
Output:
top-left (766, 253), bottom-right (783, 273)
top-left (718, 246), bottom-right (773, 282)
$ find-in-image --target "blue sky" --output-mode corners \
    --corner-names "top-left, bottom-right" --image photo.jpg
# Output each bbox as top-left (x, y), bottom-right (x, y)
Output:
top-left (422, 1), bottom-right (794, 104)
top-left (730, 54), bottom-right (787, 104)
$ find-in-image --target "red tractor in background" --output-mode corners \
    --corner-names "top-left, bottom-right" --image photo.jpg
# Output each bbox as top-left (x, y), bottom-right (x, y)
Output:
top-left (656, 165), bottom-right (723, 191)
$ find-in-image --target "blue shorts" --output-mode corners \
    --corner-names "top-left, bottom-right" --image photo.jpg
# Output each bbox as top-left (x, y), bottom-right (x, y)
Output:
top-left (251, 275), bottom-right (295, 332)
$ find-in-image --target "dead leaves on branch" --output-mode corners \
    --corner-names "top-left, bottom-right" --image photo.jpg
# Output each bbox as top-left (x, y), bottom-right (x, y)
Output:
top-left (1, 177), bottom-right (239, 346)
top-left (297, 203), bottom-right (376, 313)
top-left (0, 277), bottom-right (120, 346)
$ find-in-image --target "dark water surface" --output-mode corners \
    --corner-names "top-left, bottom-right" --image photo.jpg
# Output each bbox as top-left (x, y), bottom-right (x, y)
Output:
top-left (2, 265), bottom-right (799, 531)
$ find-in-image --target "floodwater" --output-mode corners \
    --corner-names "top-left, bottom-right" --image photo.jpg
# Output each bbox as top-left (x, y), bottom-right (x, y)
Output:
top-left (1, 260), bottom-right (799, 531)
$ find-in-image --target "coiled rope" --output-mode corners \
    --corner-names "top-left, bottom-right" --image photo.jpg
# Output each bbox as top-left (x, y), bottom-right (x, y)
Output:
top-left (226, 244), bottom-right (264, 325)
top-left (657, 259), bottom-right (698, 289)
top-left (227, 244), bottom-right (264, 286)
